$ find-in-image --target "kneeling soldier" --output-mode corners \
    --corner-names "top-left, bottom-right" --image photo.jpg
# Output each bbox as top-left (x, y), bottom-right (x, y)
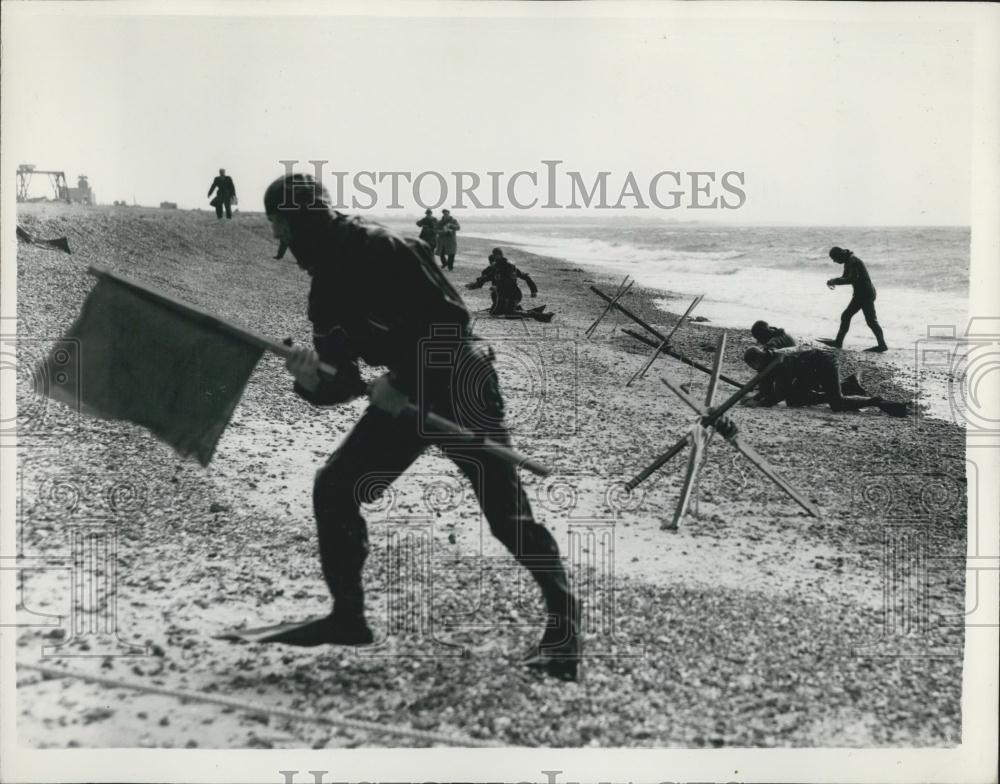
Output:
top-left (743, 346), bottom-right (909, 416)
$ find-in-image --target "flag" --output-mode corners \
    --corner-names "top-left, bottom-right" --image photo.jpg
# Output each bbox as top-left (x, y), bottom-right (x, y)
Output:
top-left (39, 273), bottom-right (264, 466)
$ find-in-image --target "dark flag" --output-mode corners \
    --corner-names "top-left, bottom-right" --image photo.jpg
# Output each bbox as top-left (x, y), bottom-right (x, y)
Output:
top-left (37, 266), bottom-right (550, 476)
top-left (39, 270), bottom-right (264, 466)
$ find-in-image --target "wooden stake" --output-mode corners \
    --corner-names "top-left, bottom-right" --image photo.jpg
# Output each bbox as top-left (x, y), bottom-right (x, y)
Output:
top-left (623, 329), bottom-right (745, 389)
top-left (585, 276), bottom-right (632, 338)
top-left (629, 337), bottom-right (819, 523)
top-left (661, 376), bottom-right (707, 417)
top-left (87, 266), bottom-right (550, 477)
top-left (625, 435), bottom-right (688, 491)
top-left (668, 426), bottom-right (707, 530)
top-left (590, 284), bottom-right (667, 342)
top-left (704, 332), bottom-right (727, 409)
top-left (727, 435), bottom-right (820, 517)
top-left (698, 355), bottom-right (783, 428)
top-left (625, 294), bottom-right (704, 386)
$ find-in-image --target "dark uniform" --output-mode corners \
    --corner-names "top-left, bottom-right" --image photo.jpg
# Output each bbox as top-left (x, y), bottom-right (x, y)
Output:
top-left (208, 173), bottom-right (237, 219)
top-left (752, 349), bottom-right (881, 411)
top-left (828, 249), bottom-right (887, 349)
top-left (416, 213), bottom-right (438, 248)
top-left (751, 321), bottom-right (796, 350)
top-left (435, 213), bottom-right (460, 270)
top-left (468, 254), bottom-right (538, 315)
top-left (268, 176), bottom-right (578, 675)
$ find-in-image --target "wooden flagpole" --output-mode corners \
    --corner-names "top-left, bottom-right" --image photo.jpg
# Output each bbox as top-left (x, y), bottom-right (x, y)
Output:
top-left (87, 266), bottom-right (550, 476)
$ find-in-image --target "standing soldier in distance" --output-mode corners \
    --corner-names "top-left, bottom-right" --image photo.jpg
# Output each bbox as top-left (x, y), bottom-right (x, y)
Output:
top-left (266, 173), bottom-right (581, 680)
top-left (435, 208), bottom-right (460, 271)
top-left (820, 246), bottom-right (888, 352)
top-left (416, 208), bottom-right (438, 250)
top-left (208, 168), bottom-right (237, 220)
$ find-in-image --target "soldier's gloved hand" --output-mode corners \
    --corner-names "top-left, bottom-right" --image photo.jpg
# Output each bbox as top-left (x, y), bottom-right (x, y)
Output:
top-left (715, 414), bottom-right (738, 438)
top-left (286, 346), bottom-right (321, 392)
top-left (370, 373), bottom-right (409, 417)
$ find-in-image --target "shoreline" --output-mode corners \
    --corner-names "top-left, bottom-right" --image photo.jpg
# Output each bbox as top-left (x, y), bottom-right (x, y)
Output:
top-left (457, 228), bottom-right (965, 422)
top-left (13, 203), bottom-right (967, 748)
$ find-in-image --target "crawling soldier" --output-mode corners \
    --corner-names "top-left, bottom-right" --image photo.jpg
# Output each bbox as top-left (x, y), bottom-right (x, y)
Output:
top-left (467, 248), bottom-right (551, 322)
top-left (742, 346), bottom-right (909, 416)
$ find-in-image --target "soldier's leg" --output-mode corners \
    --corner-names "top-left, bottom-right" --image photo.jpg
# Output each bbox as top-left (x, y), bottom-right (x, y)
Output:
top-left (313, 407), bottom-right (427, 622)
top-left (447, 444), bottom-right (575, 617)
top-left (818, 356), bottom-right (882, 412)
top-left (224, 200), bottom-right (233, 219)
top-left (834, 296), bottom-right (863, 346)
top-left (840, 372), bottom-right (869, 396)
top-left (860, 297), bottom-right (888, 349)
top-left (439, 347), bottom-right (579, 676)
top-left (214, 201), bottom-right (223, 219)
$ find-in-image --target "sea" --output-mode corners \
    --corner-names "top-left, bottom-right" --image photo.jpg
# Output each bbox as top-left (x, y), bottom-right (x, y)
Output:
top-left (380, 216), bottom-right (971, 420)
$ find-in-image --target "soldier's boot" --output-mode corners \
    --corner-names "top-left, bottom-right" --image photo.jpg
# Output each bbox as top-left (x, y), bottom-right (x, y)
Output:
top-left (840, 372), bottom-right (869, 397)
top-left (522, 581), bottom-right (582, 682)
top-left (324, 563), bottom-right (374, 645)
top-left (866, 320), bottom-right (888, 352)
top-left (263, 588), bottom-right (373, 648)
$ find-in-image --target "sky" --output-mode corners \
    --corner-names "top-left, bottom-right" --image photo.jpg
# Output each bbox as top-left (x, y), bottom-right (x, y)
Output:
top-left (1, 2), bottom-right (979, 224)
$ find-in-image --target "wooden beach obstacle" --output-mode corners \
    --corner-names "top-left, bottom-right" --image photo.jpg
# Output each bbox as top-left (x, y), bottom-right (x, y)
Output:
top-left (589, 283), bottom-right (743, 388)
top-left (625, 294), bottom-right (704, 386)
top-left (625, 332), bottom-right (820, 530)
top-left (584, 275), bottom-right (633, 338)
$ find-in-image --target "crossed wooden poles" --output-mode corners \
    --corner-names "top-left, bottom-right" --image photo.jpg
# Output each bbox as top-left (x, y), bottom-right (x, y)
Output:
top-left (589, 283), bottom-right (744, 388)
top-left (584, 275), bottom-right (633, 338)
top-left (587, 282), bottom-right (820, 528)
top-left (625, 294), bottom-right (704, 386)
top-left (625, 332), bottom-right (820, 529)
top-left (587, 276), bottom-right (705, 387)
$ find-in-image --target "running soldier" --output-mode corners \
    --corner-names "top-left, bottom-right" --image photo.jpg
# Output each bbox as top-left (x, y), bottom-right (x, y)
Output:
top-left (820, 246), bottom-right (888, 352)
top-left (266, 174), bottom-right (580, 679)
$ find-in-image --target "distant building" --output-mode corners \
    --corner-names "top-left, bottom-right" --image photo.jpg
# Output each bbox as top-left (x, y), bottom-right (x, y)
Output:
top-left (159, 201), bottom-right (178, 209)
top-left (66, 175), bottom-right (95, 205)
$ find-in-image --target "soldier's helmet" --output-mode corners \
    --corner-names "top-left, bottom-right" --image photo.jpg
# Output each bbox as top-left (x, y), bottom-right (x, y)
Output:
top-left (750, 320), bottom-right (769, 342)
top-left (264, 173), bottom-right (332, 216)
top-left (743, 345), bottom-right (768, 367)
